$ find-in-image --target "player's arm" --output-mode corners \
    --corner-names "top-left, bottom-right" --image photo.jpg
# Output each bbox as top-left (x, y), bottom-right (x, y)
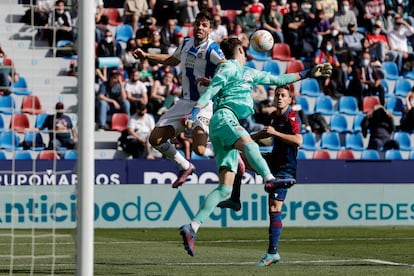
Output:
top-left (132, 48), bottom-right (180, 66)
top-left (182, 62), bottom-right (231, 128)
top-left (250, 63), bottom-right (333, 86)
top-left (252, 126), bottom-right (303, 147)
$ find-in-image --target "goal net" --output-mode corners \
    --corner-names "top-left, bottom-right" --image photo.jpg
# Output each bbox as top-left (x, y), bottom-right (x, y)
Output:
top-left (0, 0), bottom-right (92, 274)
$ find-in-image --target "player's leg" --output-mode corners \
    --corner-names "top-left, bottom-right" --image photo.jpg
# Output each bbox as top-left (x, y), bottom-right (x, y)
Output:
top-left (257, 188), bottom-right (287, 266)
top-left (192, 101), bottom-right (214, 157)
top-left (180, 168), bottom-right (234, 257)
top-left (149, 126), bottom-right (195, 188)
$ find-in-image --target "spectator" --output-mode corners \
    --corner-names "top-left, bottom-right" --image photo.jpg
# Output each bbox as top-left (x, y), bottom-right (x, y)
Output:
top-left (343, 22), bottom-right (365, 57)
top-left (387, 13), bottom-right (414, 73)
top-left (377, 5), bottom-right (396, 34)
top-left (401, 87), bottom-right (414, 132)
top-left (120, 102), bottom-right (155, 159)
top-left (96, 73), bottom-right (130, 131)
top-left (123, 0), bottom-right (149, 34)
top-left (313, 10), bottom-right (331, 49)
top-left (146, 31), bottom-right (163, 55)
top-left (282, 0), bottom-right (308, 58)
top-left (95, 58), bottom-right (107, 92)
top-left (348, 51), bottom-right (386, 108)
top-left (159, 19), bottom-right (181, 54)
top-left (39, 102), bottom-right (77, 150)
top-left (260, 0), bottom-right (284, 43)
top-left (97, 29), bottom-right (122, 57)
top-left (366, 20), bottom-right (390, 62)
top-left (136, 16), bottom-right (157, 52)
top-left (148, 71), bottom-right (178, 119)
top-left (333, 0), bottom-right (357, 35)
top-left (363, 0), bottom-right (386, 32)
top-left (235, 1), bottom-right (257, 37)
top-left (152, 0), bottom-right (176, 27)
top-left (94, 0), bottom-right (108, 25)
top-left (46, 0), bottom-right (74, 47)
top-left (315, 0), bottom-right (338, 21)
top-left (361, 104), bottom-right (398, 151)
top-left (277, 0), bottom-right (290, 16)
top-left (122, 38), bottom-right (140, 77)
top-left (209, 14), bottom-right (228, 44)
top-left (314, 39), bottom-right (343, 97)
top-left (125, 68), bottom-right (148, 114)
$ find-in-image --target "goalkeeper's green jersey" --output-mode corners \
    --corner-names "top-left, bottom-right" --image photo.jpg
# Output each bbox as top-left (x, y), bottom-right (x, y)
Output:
top-left (197, 59), bottom-right (298, 120)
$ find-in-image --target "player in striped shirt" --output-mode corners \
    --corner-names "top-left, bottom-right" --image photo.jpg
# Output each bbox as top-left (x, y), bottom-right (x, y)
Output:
top-left (133, 10), bottom-right (225, 188)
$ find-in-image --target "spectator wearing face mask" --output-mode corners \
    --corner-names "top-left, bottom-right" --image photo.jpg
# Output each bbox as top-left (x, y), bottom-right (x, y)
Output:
top-left (45, 0), bottom-right (74, 47)
top-left (38, 102), bottom-right (77, 150)
top-left (333, 0), bottom-right (357, 34)
top-left (387, 13), bottom-right (414, 74)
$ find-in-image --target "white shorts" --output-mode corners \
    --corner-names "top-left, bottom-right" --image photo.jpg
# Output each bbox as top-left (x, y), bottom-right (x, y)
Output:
top-left (156, 99), bottom-right (213, 136)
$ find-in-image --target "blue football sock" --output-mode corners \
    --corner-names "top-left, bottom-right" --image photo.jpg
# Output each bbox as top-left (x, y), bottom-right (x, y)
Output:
top-left (268, 211), bottom-right (283, 254)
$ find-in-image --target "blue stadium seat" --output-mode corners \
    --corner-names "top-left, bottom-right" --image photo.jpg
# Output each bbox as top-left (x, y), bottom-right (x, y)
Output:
top-left (345, 132), bottom-right (365, 151)
top-left (360, 149), bottom-right (380, 159)
top-left (0, 130), bottom-right (23, 151)
top-left (248, 45), bottom-right (271, 61)
top-left (384, 149), bottom-right (403, 160)
top-left (320, 132), bottom-right (341, 150)
top-left (352, 113), bottom-right (365, 133)
top-left (330, 113), bottom-right (349, 133)
top-left (300, 132), bottom-right (319, 150)
top-left (297, 150), bottom-right (307, 159)
top-left (0, 150), bottom-right (6, 160)
top-left (0, 114), bottom-right (4, 131)
top-left (14, 150), bottom-right (33, 160)
top-left (115, 24), bottom-right (134, 43)
top-left (263, 59), bottom-right (280, 75)
top-left (393, 132), bottom-right (412, 151)
top-left (64, 150), bottom-right (78, 160)
top-left (381, 79), bottom-right (390, 97)
top-left (385, 95), bottom-right (405, 116)
top-left (98, 57), bottom-right (121, 69)
top-left (12, 76), bottom-right (32, 95)
top-left (382, 61), bottom-right (400, 80)
top-left (35, 113), bottom-right (49, 129)
top-left (22, 131), bottom-right (46, 151)
top-left (0, 95), bottom-right (17, 114)
top-left (394, 78), bottom-right (411, 97)
top-left (300, 78), bottom-right (320, 97)
top-left (191, 152), bottom-right (210, 160)
top-left (409, 150), bottom-right (414, 159)
top-left (314, 95), bottom-right (335, 115)
top-left (295, 96), bottom-right (310, 114)
top-left (338, 96), bottom-right (359, 115)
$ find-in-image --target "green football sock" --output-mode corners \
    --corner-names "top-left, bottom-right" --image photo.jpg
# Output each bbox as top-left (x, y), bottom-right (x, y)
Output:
top-left (244, 142), bottom-right (271, 177)
top-left (194, 184), bottom-right (232, 224)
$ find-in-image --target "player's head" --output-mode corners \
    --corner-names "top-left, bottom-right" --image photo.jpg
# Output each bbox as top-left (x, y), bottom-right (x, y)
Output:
top-left (220, 37), bottom-right (245, 61)
top-left (193, 10), bottom-right (214, 42)
top-left (274, 85), bottom-right (293, 112)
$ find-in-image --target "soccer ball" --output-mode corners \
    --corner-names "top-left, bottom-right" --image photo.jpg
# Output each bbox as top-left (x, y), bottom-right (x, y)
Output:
top-left (249, 30), bottom-right (274, 52)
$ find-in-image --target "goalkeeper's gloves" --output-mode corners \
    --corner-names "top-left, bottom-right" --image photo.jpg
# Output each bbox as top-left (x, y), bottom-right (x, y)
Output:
top-left (298, 63), bottom-right (333, 79)
top-left (181, 107), bottom-right (200, 129)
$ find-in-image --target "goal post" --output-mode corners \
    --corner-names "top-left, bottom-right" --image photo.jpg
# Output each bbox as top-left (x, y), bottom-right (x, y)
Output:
top-left (76, 0), bottom-right (96, 275)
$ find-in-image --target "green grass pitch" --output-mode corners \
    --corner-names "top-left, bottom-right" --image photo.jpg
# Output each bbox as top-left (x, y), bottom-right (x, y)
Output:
top-left (1, 227), bottom-right (413, 275)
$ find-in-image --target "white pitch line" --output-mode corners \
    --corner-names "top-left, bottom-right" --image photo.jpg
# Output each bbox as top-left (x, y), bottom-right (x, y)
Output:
top-left (363, 259), bottom-right (414, 267)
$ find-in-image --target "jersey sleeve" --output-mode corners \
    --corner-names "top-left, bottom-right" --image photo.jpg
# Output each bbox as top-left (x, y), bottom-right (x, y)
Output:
top-left (208, 42), bottom-right (225, 65)
top-left (250, 68), bottom-right (297, 86)
top-left (197, 62), bottom-right (232, 107)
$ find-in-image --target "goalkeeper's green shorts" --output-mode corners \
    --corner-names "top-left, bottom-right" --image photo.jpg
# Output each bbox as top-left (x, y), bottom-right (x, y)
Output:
top-left (209, 108), bottom-right (250, 173)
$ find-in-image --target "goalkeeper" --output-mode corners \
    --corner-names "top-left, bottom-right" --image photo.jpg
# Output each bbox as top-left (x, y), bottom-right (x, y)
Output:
top-left (178, 37), bottom-right (332, 258)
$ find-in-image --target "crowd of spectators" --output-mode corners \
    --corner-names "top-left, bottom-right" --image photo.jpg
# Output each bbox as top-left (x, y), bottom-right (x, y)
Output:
top-left (16, 0), bottom-right (414, 159)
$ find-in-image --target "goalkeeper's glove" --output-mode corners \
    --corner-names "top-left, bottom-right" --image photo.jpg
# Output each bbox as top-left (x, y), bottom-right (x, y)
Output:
top-left (298, 63), bottom-right (333, 79)
top-left (181, 107), bottom-right (200, 129)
